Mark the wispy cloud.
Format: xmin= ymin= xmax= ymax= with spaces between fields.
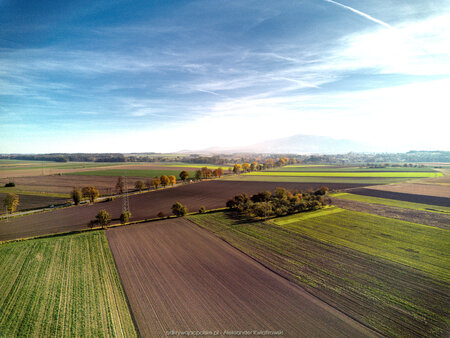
xmin=324 ymin=0 xmax=393 ymax=29
xmin=2 ymin=0 xmax=450 ymax=153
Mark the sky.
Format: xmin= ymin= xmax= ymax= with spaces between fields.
xmin=1 ymin=0 xmax=449 ymax=153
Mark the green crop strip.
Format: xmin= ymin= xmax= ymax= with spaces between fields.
xmin=189 ymin=210 xmax=449 ymax=336
xmin=271 ymin=209 xmax=449 ymax=281
xmin=0 ymin=231 xmax=137 ymax=337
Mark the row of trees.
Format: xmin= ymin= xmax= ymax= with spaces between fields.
xmin=131 ymin=168 xmax=225 ymax=193
xmin=71 ymin=186 xmax=99 ymax=204
xmin=87 ymin=201 xmax=189 ymax=228
xmin=231 ymin=158 xmax=295 ymax=174
xmin=193 ymin=167 xmax=224 ymax=180
xmin=226 ymin=187 xmax=329 ymax=219
xmin=88 ymin=210 xmax=131 ymax=228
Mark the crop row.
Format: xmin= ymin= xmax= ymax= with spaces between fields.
xmin=190 ymin=210 xmax=449 ymax=336
xmin=0 ymin=231 xmax=136 ymax=337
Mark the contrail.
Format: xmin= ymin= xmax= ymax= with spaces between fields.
xmin=196 ymin=89 xmax=222 ymax=97
xmin=324 ymin=0 xmax=393 ymax=29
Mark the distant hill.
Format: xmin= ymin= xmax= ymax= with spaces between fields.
xmin=200 ymin=134 xmax=376 ymax=154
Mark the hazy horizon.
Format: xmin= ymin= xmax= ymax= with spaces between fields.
xmin=1 ymin=0 xmax=449 ymax=153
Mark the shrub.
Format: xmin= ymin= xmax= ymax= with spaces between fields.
xmin=314 ymin=186 xmax=329 ymax=196
xmin=4 ymin=182 xmax=15 ymax=187
xmin=199 ymin=206 xmax=206 ymax=213
xmin=135 ymin=180 xmax=145 ymax=191
xmin=157 ymin=211 xmax=165 ymax=218
xmin=120 ymin=211 xmax=131 ymax=224
xmin=95 ymin=209 xmax=111 ymax=228
xmin=71 ymin=187 xmax=82 ymax=205
xmin=172 ymin=202 xmax=188 ymax=217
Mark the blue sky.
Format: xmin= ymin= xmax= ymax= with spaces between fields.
xmin=1 ymin=0 xmax=449 ymax=153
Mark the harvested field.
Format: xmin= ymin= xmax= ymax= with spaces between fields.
xmin=190 ymin=211 xmax=449 ymax=336
xmin=0 ymin=162 xmax=120 ymax=178
xmin=0 ymin=193 xmax=69 ymax=213
xmin=0 ymin=231 xmax=136 ymax=336
xmin=331 ymin=198 xmax=450 ymax=229
xmin=0 ymin=181 xmax=369 ymax=241
xmin=348 ymin=188 xmax=450 ymax=207
xmin=366 ymin=183 xmax=450 ymax=198
xmin=65 ymin=169 xmax=196 ymax=178
xmin=106 ymin=218 xmax=374 ymax=337
xmin=0 ymin=175 xmax=141 ymax=195
xmin=0 ymin=160 xmax=231 ymax=179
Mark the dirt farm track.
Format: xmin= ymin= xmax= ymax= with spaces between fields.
xmin=0 ymin=181 xmax=369 ymax=242
xmin=106 ymin=218 xmax=376 ymax=337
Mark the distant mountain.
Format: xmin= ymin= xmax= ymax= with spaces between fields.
xmin=194 ymin=134 xmax=376 ymax=154
xmin=240 ymin=134 xmax=376 ymax=154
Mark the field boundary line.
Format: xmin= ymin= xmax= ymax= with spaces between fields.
xmin=185 ymin=216 xmax=382 ymax=337
xmin=103 ymin=233 xmax=141 ymax=337
xmin=0 ymin=207 xmax=229 ymax=245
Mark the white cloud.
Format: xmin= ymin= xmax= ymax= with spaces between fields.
xmin=319 ymin=13 xmax=450 ymax=76
xmin=124 ymin=78 xmax=450 ymax=152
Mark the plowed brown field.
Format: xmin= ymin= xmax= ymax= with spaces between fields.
xmin=106 ymin=218 xmax=375 ymax=337
xmin=0 ymin=193 xmax=69 ymax=212
xmin=348 ymin=188 xmax=450 ymax=207
xmin=0 ymin=181 xmax=367 ymax=241
xmin=0 ymin=175 xmax=138 ymax=195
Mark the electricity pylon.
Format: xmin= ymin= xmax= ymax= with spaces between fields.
xmin=122 ymin=176 xmax=130 ymax=213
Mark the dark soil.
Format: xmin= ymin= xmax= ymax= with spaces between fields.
xmin=347 ymin=188 xmax=450 ymax=207
xmin=106 ymin=218 xmax=375 ymax=337
xmin=0 ymin=181 xmax=370 ymax=241
xmin=331 ymin=198 xmax=450 ymax=230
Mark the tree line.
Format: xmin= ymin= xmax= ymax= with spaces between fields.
xmin=2 ymin=151 xmax=449 ymax=165
xmin=226 ymin=187 xmax=329 ymax=219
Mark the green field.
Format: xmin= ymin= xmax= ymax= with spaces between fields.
xmin=65 ymin=169 xmax=196 ymax=178
xmin=332 ymin=193 xmax=450 ymax=214
xmin=0 ymin=160 xmax=230 ymax=172
xmin=271 ymin=166 xmax=436 ymax=172
xmin=0 ymin=187 xmax=70 ymax=198
xmin=0 ymin=231 xmax=136 ymax=337
xmin=272 ymin=208 xmax=449 ymax=280
xmin=0 ymin=162 xmax=121 ymax=171
xmin=244 ymin=171 xmax=442 ymax=178
xmin=190 ymin=210 xmax=449 ymax=336
xmin=222 ymin=174 xmax=410 ymax=184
